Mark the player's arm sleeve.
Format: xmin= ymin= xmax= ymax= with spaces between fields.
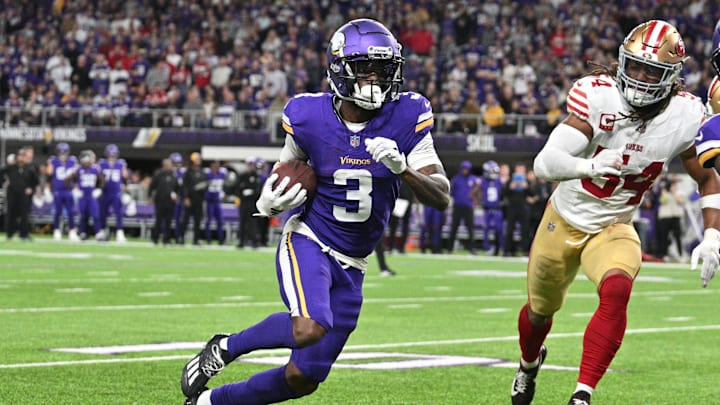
xmin=407 ymin=133 xmax=442 ymax=170
xmin=278 ymin=134 xmax=308 ymax=162
xmin=533 ymin=123 xmax=593 ymax=181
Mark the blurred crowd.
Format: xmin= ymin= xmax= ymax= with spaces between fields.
xmin=1 ymin=1 xmax=719 ymax=134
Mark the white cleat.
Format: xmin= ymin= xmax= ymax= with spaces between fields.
xmin=69 ymin=229 xmax=80 ymax=242
xmin=95 ymin=230 xmax=107 ymax=241
xmin=116 ymin=229 xmax=126 ymax=243
xmin=53 ymin=229 xmax=62 ymax=241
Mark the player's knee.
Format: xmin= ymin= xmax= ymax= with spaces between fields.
xmin=285 ymin=362 xmax=319 ymax=396
xmin=527 ymin=305 xmax=553 ymax=326
xmin=291 ymin=317 xmax=327 ymax=348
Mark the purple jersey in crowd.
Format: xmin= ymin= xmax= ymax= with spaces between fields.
xmin=451 ymin=173 xmax=479 ymax=208
xmin=49 ymin=155 xmax=78 ymax=192
xmin=284 ymin=92 xmax=432 ymax=258
xmin=99 ymin=158 xmax=127 ymax=195
xmin=481 ymin=177 xmax=503 ymax=209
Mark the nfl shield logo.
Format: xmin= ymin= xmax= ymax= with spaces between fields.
xmin=547 ymin=221 xmax=556 ymax=232
xmin=350 ymin=134 xmax=361 ymax=148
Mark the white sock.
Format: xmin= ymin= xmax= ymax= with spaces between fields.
xmin=520 ymin=356 xmax=540 ymax=370
xmin=197 ymin=389 xmax=212 ymax=405
xmin=575 ymin=383 xmax=594 ymax=395
xmin=219 ymin=337 xmax=228 ymax=351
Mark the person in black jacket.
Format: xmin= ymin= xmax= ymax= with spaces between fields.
xmin=182 ymin=152 xmax=208 ymax=245
xmin=149 ymin=159 xmax=180 ymax=245
xmin=4 ymin=148 xmax=38 ymax=240
xmin=234 ymin=158 xmax=262 ymax=248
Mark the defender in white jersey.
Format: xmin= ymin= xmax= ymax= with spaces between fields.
xmin=511 ymin=20 xmax=720 ymax=405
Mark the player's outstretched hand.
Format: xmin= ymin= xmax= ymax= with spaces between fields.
xmin=365 ymin=137 xmax=407 ymax=174
xmin=690 ymin=228 xmax=720 ymax=288
xmin=585 ymin=148 xmax=623 ymax=178
xmin=255 ymin=173 xmax=307 ymax=217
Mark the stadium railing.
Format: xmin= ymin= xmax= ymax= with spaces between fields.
xmin=0 ymin=107 xmax=552 ymax=138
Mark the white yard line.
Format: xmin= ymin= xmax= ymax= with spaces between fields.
xmin=0 ymin=289 xmax=715 ymax=314
xmin=3 ymin=324 xmax=720 ymax=369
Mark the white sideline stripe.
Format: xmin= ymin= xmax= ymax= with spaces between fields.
xmin=0 ymin=355 xmax=191 ymax=368
xmin=0 ymin=276 xmax=246 ymax=285
xmin=0 ymin=288 xmax=715 ymax=314
xmin=7 ymin=324 xmax=720 ymax=369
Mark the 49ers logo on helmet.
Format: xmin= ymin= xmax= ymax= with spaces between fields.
xmin=676 ymin=37 xmax=686 ymax=57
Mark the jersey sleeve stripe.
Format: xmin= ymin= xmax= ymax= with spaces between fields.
xmin=281 ymin=113 xmax=294 ymax=135
xmin=415 ymin=117 xmax=434 ymax=133
xmin=571 ymin=87 xmax=587 ymax=99
xmin=417 ymin=110 xmax=433 ymax=123
xmin=698 ymin=148 xmax=720 ymax=168
xmin=287 ymin=232 xmax=310 ymax=318
xmin=281 ymin=122 xmax=294 ymax=135
xmin=566 ymin=98 xmax=589 ymax=118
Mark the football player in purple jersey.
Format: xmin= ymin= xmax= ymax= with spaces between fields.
xmin=66 ymin=150 xmax=104 ymax=241
xmin=447 ymin=160 xmax=481 ymax=254
xmin=181 ymin=19 xmax=450 ymax=405
xmin=98 ymin=144 xmax=128 ymax=242
xmin=481 ymin=160 xmax=505 ymax=255
xmin=47 ymin=142 xmax=79 ymax=241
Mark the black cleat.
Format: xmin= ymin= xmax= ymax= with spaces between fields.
xmin=183 ymin=387 xmax=207 ymax=405
xmin=567 ymin=391 xmax=591 ymax=405
xmin=181 ymin=334 xmax=233 ymax=397
xmin=511 ymin=345 xmax=547 ymax=405
xmin=183 ymin=387 xmax=208 ymax=405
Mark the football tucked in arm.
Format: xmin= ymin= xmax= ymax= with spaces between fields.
xmin=271 ymin=160 xmax=317 ymax=199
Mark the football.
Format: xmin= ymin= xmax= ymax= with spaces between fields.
xmin=271 ymin=159 xmax=317 ymax=199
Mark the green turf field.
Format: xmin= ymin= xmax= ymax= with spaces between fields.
xmin=0 ymin=239 xmax=718 ymax=404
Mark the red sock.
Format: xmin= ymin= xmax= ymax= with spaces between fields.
xmin=579 ymin=274 xmax=633 ymax=388
xmin=518 ymin=303 xmax=552 ymax=364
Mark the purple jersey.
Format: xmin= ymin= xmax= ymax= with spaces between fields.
xmin=204 ymin=167 xmax=227 ymax=201
xmin=481 ymin=177 xmax=503 ymax=209
xmin=175 ymin=167 xmax=186 ymax=188
xmin=283 ymin=92 xmax=433 ymax=257
xmin=77 ymin=164 xmax=101 ymax=196
xmin=99 ymin=158 xmax=127 ymax=194
xmin=451 ymin=174 xmax=479 ymax=208
xmin=50 ymin=156 xmax=78 ymax=192
xmin=697 ymin=114 xmax=720 ymax=168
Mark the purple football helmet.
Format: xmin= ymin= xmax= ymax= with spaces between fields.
xmin=712 ymin=19 xmax=720 ymax=77
xmin=105 ymin=144 xmax=119 ymax=158
xmin=56 ymin=142 xmax=70 ymax=155
xmin=327 ymin=18 xmax=404 ymax=110
xmin=169 ymin=152 xmax=183 ymax=165
xmin=483 ymin=160 xmax=500 ymax=179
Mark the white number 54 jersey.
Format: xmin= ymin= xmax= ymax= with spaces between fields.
xmin=551 ymin=74 xmax=706 ymax=233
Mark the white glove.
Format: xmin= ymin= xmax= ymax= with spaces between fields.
xmin=691 ymin=228 xmax=720 ymax=288
xmin=254 ymin=173 xmax=307 ymax=217
xmin=577 ymin=148 xmax=623 ymax=178
xmin=365 ymin=137 xmax=407 ymax=174
xmin=92 ymin=188 xmax=102 ymax=199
